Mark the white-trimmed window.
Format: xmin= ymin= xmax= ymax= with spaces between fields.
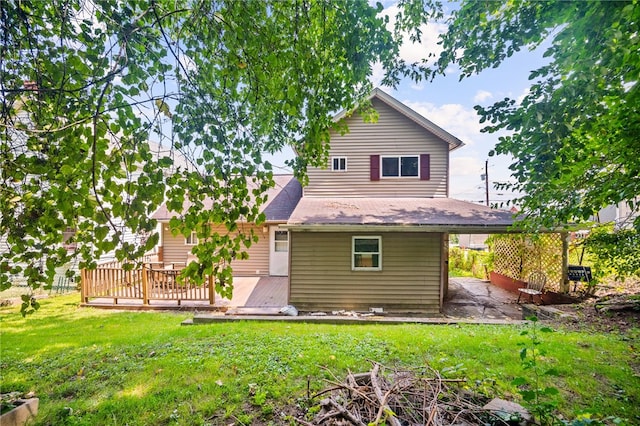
xmin=332 ymin=156 xmax=347 ymax=171
xmin=274 ymin=230 xmax=289 ymax=252
xmin=381 ymin=155 xmax=419 ymax=177
xmin=185 ymin=231 xmax=198 ymax=245
xmin=352 ymin=236 xmax=381 ymax=271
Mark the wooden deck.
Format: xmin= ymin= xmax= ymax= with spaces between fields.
xmin=83 ymin=271 xmax=288 ymax=310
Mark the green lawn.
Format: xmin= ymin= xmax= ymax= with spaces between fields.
xmin=1 ymin=294 xmax=639 ymax=425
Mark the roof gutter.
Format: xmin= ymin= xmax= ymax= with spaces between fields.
xmin=282 ymin=223 xmax=518 ymax=234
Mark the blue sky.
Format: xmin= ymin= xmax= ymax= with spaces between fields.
xmin=268 ymin=1 xmax=550 ymax=207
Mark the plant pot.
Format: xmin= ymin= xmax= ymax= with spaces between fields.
xmin=0 ymin=398 xmax=39 ymax=426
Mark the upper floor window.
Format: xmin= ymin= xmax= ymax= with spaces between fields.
xmin=370 ymin=154 xmax=430 ymax=181
xmin=381 ymin=155 xmax=419 ymax=177
xmin=185 ymin=231 xmax=198 ymax=245
xmin=332 ymin=157 xmax=347 ymax=171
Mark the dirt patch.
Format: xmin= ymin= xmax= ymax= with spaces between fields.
xmin=552 ymin=298 xmax=640 ymax=334
xmin=549 ymin=278 xmax=640 ymax=334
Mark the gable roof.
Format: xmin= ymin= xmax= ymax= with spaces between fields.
xmin=152 ymin=174 xmax=302 ymax=222
xmin=332 ymin=88 xmax=465 ymax=152
xmin=286 ymin=197 xmax=515 ymax=233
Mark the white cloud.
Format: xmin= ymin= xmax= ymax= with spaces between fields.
xmin=369 ymin=3 xmax=449 ymax=87
xmin=516 ymin=87 xmax=530 ymax=105
xmin=402 ymin=100 xmax=484 ymax=146
xmin=380 ymin=4 xmax=449 ymax=66
xmin=473 ymin=90 xmax=493 ymax=103
xmin=370 ymin=61 xmax=386 ymax=87
xmin=450 ymin=156 xmax=484 ymax=176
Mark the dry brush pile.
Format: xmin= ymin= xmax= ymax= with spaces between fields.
xmin=294 ymin=362 xmax=521 ymax=426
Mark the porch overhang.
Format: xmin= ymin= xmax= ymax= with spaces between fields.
xmin=286 ymin=197 xmax=517 ymax=233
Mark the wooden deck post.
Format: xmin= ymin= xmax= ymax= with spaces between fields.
xmin=142 ymin=264 xmax=149 ymax=305
xmin=80 ymin=269 xmax=86 ymax=303
xmin=208 ymin=275 xmax=215 ymax=305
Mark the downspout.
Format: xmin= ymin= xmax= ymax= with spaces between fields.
xmin=440 ymin=233 xmax=449 ymax=310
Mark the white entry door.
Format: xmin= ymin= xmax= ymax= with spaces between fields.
xmin=269 ymin=226 xmax=289 ymax=276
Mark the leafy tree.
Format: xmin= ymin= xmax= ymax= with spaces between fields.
xmin=1 ymin=0 xmax=408 ymax=310
xmin=584 ymin=224 xmax=640 ymax=280
xmin=428 ymin=1 xmax=640 ymax=234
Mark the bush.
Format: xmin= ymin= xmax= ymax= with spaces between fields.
xmin=449 ymin=247 xmax=493 ymax=279
xmin=584 ymin=225 xmax=640 ymax=281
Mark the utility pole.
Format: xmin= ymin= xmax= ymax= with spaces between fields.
xmin=485 ymin=159 xmax=489 ymax=207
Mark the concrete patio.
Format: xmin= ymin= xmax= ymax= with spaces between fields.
xmin=443 ymin=277 xmax=523 ymax=321
xmin=186 ymin=276 xmax=526 ymax=325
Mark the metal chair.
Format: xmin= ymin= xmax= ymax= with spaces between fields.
xmin=517 ymin=271 xmax=547 ymax=304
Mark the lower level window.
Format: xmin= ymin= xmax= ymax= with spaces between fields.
xmin=185 ymin=231 xmax=198 ymax=245
xmin=352 ymin=236 xmax=381 ymax=271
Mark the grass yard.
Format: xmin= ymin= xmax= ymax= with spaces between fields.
xmin=1 ymin=294 xmax=639 ymax=425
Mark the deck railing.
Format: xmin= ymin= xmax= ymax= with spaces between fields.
xmin=81 ymin=263 xmax=215 ymax=305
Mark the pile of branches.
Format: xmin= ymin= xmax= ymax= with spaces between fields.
xmin=295 ymin=362 xmax=514 ymax=426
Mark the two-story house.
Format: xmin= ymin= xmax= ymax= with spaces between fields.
xmin=284 ymin=88 xmax=514 ymax=314
xmin=152 ymin=88 xmax=514 ymax=314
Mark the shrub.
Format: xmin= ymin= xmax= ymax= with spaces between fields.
xmin=449 ymin=247 xmax=493 ymax=279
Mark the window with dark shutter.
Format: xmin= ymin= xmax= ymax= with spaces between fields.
xmin=380 ymin=155 xmax=419 ymax=177
xmin=420 ymin=154 xmax=430 ymax=180
xmin=370 ymin=154 xmax=380 ymax=181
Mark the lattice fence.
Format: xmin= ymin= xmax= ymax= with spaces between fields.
xmin=490 ymin=234 xmax=564 ymax=291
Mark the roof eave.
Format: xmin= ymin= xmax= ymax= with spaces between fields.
xmin=283 ymin=223 xmax=516 ymax=233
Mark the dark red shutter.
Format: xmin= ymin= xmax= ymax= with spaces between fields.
xmin=420 ymin=154 xmax=430 ymax=180
xmin=370 ymin=155 xmax=380 ymax=181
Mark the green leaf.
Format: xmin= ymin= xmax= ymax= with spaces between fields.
xmin=519 ymin=347 xmax=527 ymax=360
xmin=520 ymin=390 xmax=537 ymax=402
xmin=511 ymin=377 xmax=527 ymax=386
xmin=544 ymin=368 xmax=560 ymax=377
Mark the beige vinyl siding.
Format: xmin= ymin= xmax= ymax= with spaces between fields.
xmin=162 ymin=223 xmax=271 ymax=276
xmin=289 ymin=231 xmax=442 ymax=314
xmin=305 ymin=98 xmax=450 ymax=198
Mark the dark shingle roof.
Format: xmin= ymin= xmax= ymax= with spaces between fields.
xmin=152 ymin=175 xmax=302 ymax=222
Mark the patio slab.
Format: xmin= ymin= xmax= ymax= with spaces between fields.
xmin=187 ymin=277 xmax=526 ymax=325
xmin=443 ymin=277 xmax=524 ymax=321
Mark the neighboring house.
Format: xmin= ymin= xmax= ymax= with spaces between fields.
xmin=2 ymin=83 xmax=180 ymax=286
xmin=596 ymin=199 xmax=639 ymax=229
xmin=151 ymin=174 xmax=302 ymax=276
xmin=456 ymin=234 xmax=489 ymax=250
xmin=284 ymin=88 xmax=514 ymax=314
